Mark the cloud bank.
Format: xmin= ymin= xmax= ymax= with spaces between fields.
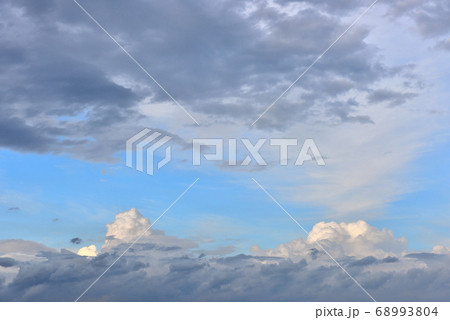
xmin=0 ymin=208 xmax=449 ymax=301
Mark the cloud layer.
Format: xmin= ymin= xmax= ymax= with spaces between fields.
xmin=0 ymin=208 xmax=449 ymax=301
xmin=251 ymin=220 xmax=408 ymax=260
xmin=0 ymin=0 xmax=424 ymax=160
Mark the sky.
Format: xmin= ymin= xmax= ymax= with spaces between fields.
xmin=0 ymin=0 xmax=450 ymax=301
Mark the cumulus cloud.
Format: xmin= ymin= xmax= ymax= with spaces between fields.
xmin=432 ymin=245 xmax=450 ymax=255
xmin=103 ymin=208 xmax=198 ymax=253
xmin=102 ymin=208 xmax=151 ymax=250
xmin=77 ymin=245 xmax=98 ymax=257
xmin=101 ymin=208 xmax=197 ymax=252
xmin=252 ymin=220 xmax=408 ymax=260
xmin=0 ymin=209 xmax=449 ymax=301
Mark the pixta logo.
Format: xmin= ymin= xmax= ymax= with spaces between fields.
xmin=126 ymin=130 xmax=325 ymax=176
xmin=126 ymin=128 xmax=172 ymax=176
xmin=192 ymin=138 xmax=325 ymax=166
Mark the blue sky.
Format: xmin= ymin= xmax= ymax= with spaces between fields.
xmin=1 ymin=133 xmax=450 ymax=252
xmin=0 ymin=147 xmax=321 ymax=252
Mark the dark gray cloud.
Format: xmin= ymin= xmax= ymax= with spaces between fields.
xmin=1 ymin=241 xmax=450 ymax=302
xmin=0 ymin=257 xmax=16 ymax=268
xmin=367 ymin=89 xmax=418 ymax=107
xmin=0 ymin=117 xmax=57 ymax=153
xmin=0 ymin=229 xmax=449 ymax=301
xmin=7 ymin=207 xmax=20 ymax=212
xmin=70 ymin=238 xmax=82 ymax=245
xmin=0 ymin=0 xmax=420 ymax=160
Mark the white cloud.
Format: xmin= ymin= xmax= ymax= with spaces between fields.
xmin=77 ymin=245 xmax=98 ymax=257
xmin=102 ymin=208 xmax=151 ymax=250
xmin=307 ymin=220 xmax=408 ymax=258
xmin=100 ymin=208 xmax=197 ymax=254
xmin=432 ymin=245 xmax=450 ymax=255
xmin=252 ymin=220 xmax=408 ymax=260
